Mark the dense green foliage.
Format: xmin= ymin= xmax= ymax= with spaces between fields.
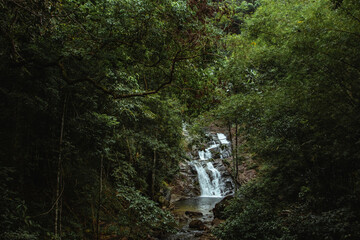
xmin=2 ymin=0 xmax=360 ymax=239
xmin=214 ymin=0 xmax=360 ymax=239
xmin=0 ymin=0 xmax=223 ymax=239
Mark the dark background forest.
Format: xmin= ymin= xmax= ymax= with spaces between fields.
xmin=1 ymin=0 xmax=359 ymax=239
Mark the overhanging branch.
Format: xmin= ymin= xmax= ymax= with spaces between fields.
xmin=58 ymin=50 xmax=182 ymax=99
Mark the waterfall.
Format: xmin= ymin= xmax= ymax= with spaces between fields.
xmin=193 ymin=162 xmax=220 ymax=196
xmin=192 ymin=133 xmax=232 ymax=197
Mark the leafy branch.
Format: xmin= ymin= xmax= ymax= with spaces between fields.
xmin=58 ymin=51 xmax=184 ymax=99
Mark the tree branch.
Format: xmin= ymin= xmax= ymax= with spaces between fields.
xmin=342 ymin=7 xmax=360 ymax=25
xmin=58 ymin=50 xmax=182 ymax=99
xmin=309 ymin=46 xmax=360 ymax=73
xmin=31 ymin=180 xmax=65 ymax=218
xmin=8 ymin=0 xmax=42 ymax=17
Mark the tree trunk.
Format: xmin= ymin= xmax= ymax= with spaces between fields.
xmin=151 ymin=149 xmax=156 ymax=200
xmin=96 ymin=155 xmax=103 ymax=240
xmin=55 ymin=95 xmax=67 ymax=239
xmin=228 ymin=122 xmax=236 ymax=186
xmin=235 ymin=122 xmax=239 ymax=192
xmin=59 ymin=192 xmax=63 ymax=238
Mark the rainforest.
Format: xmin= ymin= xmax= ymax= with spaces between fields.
xmin=1 ymin=0 xmax=359 ymax=239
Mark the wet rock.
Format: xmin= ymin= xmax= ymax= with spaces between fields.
xmin=185 ymin=211 xmax=203 ymax=218
xmin=209 ymin=147 xmax=221 ymax=157
xmin=206 ymin=169 xmax=214 ymax=181
xmin=212 ymin=161 xmax=219 ymax=168
xmin=189 ymin=219 xmax=208 ymax=230
xmin=189 ymin=164 xmax=197 ymax=175
xmin=225 ymin=180 xmax=233 ymax=189
xmin=213 ymin=195 xmax=234 ymax=220
xmin=221 ymin=171 xmax=231 ymax=177
xmin=216 ymin=164 xmax=227 ymax=172
xmin=169 ymin=160 xmax=201 ymax=203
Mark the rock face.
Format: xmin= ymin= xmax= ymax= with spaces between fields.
xmin=170 ymin=159 xmax=201 ymax=203
xmin=211 ymin=159 xmax=234 ymax=196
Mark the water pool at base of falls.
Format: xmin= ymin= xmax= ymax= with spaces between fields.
xmin=167 ymin=197 xmax=223 ymax=240
xmin=173 ymin=197 xmax=223 ymax=216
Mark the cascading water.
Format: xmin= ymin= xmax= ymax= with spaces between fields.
xmin=167 ymin=130 xmax=234 ymax=240
xmin=191 ymin=133 xmax=233 ymax=197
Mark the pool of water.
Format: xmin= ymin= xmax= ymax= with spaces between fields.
xmin=173 ymin=197 xmax=223 ymax=215
xmin=167 ymin=197 xmax=223 ymax=240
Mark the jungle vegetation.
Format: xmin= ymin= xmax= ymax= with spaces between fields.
xmin=1 ymin=0 xmax=359 ymax=239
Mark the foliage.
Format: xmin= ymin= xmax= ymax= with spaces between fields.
xmin=3 ymin=0 xmax=360 ymax=238
xmin=0 ymin=167 xmax=39 ymax=240
xmin=0 ymin=0 xmax=224 ymax=239
xmin=214 ymin=0 xmax=360 ymax=239
xmin=116 ymin=186 xmax=176 ymax=239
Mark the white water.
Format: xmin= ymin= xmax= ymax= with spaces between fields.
xmin=193 ymin=162 xmax=221 ymax=196
xmin=217 ymin=133 xmax=230 ymax=145
xmin=192 ymin=133 xmax=231 ymax=197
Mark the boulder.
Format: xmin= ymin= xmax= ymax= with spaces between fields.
xmin=195 ymin=232 xmax=203 ymax=237
xmin=185 ymin=211 xmax=203 ymax=218
xmin=189 ymin=219 xmax=208 ymax=230
xmin=213 ymin=195 xmax=233 ymax=220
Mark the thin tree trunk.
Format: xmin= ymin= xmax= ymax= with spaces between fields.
xmin=235 ymin=122 xmax=239 ymax=192
xmin=228 ymin=122 xmax=233 ymax=153
xmin=152 ymin=149 xmax=156 ymax=200
xmin=55 ymin=95 xmax=67 ymax=239
xmin=91 ymin=202 xmax=96 ymax=235
xmin=228 ymin=122 xmax=236 ymax=185
xmin=96 ymin=155 xmax=103 ymax=240
xmin=59 ymin=191 xmax=62 ymax=239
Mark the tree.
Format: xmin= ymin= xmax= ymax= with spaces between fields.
xmin=0 ymin=0 xmax=225 ymax=239
xmin=214 ymin=0 xmax=360 ymax=239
